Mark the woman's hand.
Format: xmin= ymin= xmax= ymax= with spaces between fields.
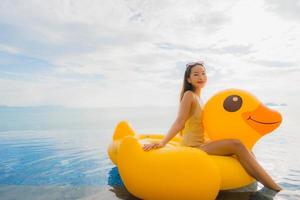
xmin=143 ymin=141 xmax=165 ymax=151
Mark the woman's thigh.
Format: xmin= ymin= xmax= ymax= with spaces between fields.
xmin=196 ymin=139 xmax=241 ymax=156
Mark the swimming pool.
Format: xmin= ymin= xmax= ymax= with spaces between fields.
xmin=0 ymin=105 xmax=299 ymax=199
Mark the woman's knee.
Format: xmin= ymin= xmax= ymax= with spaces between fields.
xmin=228 ymin=139 xmax=245 ymax=151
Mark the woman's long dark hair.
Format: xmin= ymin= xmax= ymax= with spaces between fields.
xmin=179 ymin=62 xmax=205 ymax=102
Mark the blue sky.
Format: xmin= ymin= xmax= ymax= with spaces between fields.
xmin=0 ymin=0 xmax=299 ymax=107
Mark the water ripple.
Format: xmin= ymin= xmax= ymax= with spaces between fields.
xmin=0 ymin=130 xmax=113 ymax=186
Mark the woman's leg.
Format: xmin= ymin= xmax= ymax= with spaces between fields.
xmin=198 ymin=139 xmax=282 ymax=191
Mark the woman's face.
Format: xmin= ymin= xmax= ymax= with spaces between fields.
xmin=187 ymin=65 xmax=207 ymax=89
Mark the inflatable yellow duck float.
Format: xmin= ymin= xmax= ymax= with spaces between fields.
xmin=107 ymin=89 xmax=282 ymax=200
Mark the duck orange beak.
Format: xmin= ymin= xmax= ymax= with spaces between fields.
xmin=242 ymin=104 xmax=282 ymax=136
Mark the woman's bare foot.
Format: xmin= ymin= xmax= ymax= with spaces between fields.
xmin=264 ymin=182 xmax=282 ymax=192
xmin=273 ymin=186 xmax=282 ymax=192
xmin=266 ymin=185 xmax=282 ymax=192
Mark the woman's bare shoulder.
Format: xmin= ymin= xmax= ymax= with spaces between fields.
xmin=181 ymin=91 xmax=195 ymax=106
xmin=177 ymin=91 xmax=195 ymax=122
xmin=182 ymin=91 xmax=196 ymax=101
xmin=183 ymin=90 xmax=194 ymax=98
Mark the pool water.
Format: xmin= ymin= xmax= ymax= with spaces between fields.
xmin=0 ymin=105 xmax=299 ymax=199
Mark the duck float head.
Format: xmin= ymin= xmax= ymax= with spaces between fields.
xmin=203 ymin=89 xmax=282 ymax=149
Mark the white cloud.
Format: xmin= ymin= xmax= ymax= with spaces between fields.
xmin=264 ymin=0 xmax=300 ymax=22
xmin=0 ymin=44 xmax=20 ymax=54
xmin=0 ymin=0 xmax=299 ymax=107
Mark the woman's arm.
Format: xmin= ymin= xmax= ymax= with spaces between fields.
xmin=143 ymin=91 xmax=194 ymax=151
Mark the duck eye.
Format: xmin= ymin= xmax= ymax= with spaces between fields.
xmin=223 ymin=95 xmax=243 ymax=112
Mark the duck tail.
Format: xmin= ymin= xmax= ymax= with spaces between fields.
xmin=113 ymin=121 xmax=135 ymax=141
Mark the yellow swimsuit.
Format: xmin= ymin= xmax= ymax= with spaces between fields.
xmin=180 ymin=93 xmax=211 ymax=147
